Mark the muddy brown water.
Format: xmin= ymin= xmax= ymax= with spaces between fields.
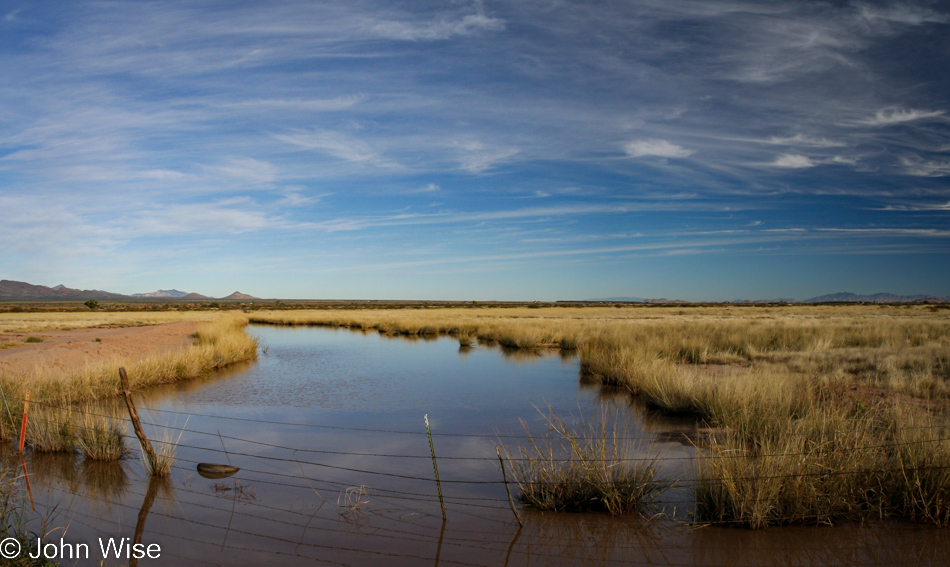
xmin=11 ymin=325 xmax=950 ymax=566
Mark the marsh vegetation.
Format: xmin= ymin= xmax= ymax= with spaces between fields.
xmin=0 ymin=313 xmax=257 ymax=473
xmin=249 ymin=304 xmax=950 ymax=527
xmin=499 ymin=407 xmax=670 ymax=515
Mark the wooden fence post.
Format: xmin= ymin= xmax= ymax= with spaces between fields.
xmin=424 ymin=414 xmax=447 ymax=521
xmin=119 ymin=368 xmax=159 ymax=474
xmin=496 ymin=446 xmax=523 ymax=526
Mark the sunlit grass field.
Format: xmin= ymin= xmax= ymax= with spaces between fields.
xmin=0 ymin=310 xmax=220 ymax=335
xmin=0 ymin=314 xmax=258 ymax=403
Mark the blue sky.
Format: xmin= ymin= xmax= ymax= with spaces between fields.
xmin=1 ymin=0 xmax=948 ymax=301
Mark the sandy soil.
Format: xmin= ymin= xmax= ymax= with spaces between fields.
xmin=0 ymin=321 xmax=202 ymax=376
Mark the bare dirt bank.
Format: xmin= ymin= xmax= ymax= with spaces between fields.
xmin=0 ymin=321 xmax=203 ymax=377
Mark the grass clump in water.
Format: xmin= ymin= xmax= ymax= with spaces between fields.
xmin=75 ymin=413 xmax=127 ymax=461
xmin=500 ymin=408 xmax=669 ymax=515
xmin=25 ymin=406 xmax=75 ymax=453
xmin=140 ymin=417 xmax=187 ymax=477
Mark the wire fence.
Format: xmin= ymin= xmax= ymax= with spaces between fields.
xmin=5 ymin=392 xmax=950 ymax=566
xmin=10 ymin=396 xmax=950 ymax=486
xmin=32 ymin=466 xmax=938 ymax=567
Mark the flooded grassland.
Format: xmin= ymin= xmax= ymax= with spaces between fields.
xmin=2 ymin=304 xmax=950 ymax=565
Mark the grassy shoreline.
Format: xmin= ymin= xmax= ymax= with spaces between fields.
xmin=0 ymin=315 xmax=258 ymax=404
xmin=0 ymin=315 xmax=258 ymax=454
xmin=249 ymin=306 xmax=950 ymax=527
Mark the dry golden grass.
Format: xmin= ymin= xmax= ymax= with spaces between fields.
xmin=0 ymin=315 xmax=258 ymax=406
xmin=0 ymin=310 xmax=218 ymax=334
xmin=499 ymin=408 xmax=670 ymax=514
xmin=75 ymin=413 xmax=127 ymax=461
xmin=0 ymin=315 xmax=257 ymax=466
xmin=141 ymin=420 xmax=185 ymax=477
xmin=694 ymin=402 xmax=950 ymax=528
xmin=24 ymin=405 xmax=75 ymax=453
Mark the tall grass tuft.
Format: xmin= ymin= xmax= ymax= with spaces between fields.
xmin=75 ymin=413 xmax=127 ymax=461
xmin=25 ymin=406 xmax=75 ymax=453
xmin=140 ymin=417 xmax=187 ymax=477
xmin=500 ymin=408 xmax=669 ymax=515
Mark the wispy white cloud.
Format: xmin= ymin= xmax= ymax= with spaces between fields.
xmin=860 ymin=108 xmax=946 ymax=126
xmin=216 ymin=96 xmax=362 ymax=111
xmin=370 ymin=9 xmax=504 ymax=41
xmin=624 ymin=139 xmax=693 ymax=159
xmin=131 ymin=199 xmax=275 ymax=236
xmin=453 ymin=140 xmax=519 ymax=172
xmin=876 ymin=201 xmax=950 ymax=212
xmin=141 ymin=169 xmax=187 ymax=180
xmin=322 ymin=240 xmax=727 ymax=273
xmin=900 ymin=157 xmax=950 ymax=177
xmin=857 ymin=4 xmax=950 ymax=28
xmin=319 ymin=228 xmax=851 ymax=273
xmin=764 ymin=134 xmax=845 ymax=148
xmin=770 ymin=154 xmax=814 ymax=168
xmin=817 ymin=228 xmax=950 ymax=237
xmin=829 ymin=155 xmax=859 ymax=165
xmin=293 ymin=201 xmax=749 ymax=233
xmin=275 ymin=130 xmax=388 ymax=165
xmin=276 ymin=191 xmax=324 ymax=207
xmin=0 ymin=195 xmax=116 ymax=255
xmin=209 ymin=158 xmax=278 ymax=184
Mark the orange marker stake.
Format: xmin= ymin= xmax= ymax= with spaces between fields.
xmin=18 ymin=391 xmax=30 ymax=453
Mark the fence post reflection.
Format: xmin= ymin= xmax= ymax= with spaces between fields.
xmin=129 ymin=476 xmax=161 ymax=567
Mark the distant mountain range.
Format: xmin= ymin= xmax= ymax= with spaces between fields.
xmin=590 ymin=292 xmax=950 ymax=304
xmin=0 ymin=280 xmax=259 ymax=300
xmin=1 ymin=279 xmax=946 ymax=303
xmin=797 ymin=292 xmax=950 ymax=304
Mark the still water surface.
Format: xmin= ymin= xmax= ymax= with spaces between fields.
xmin=17 ymin=325 xmax=950 ymax=565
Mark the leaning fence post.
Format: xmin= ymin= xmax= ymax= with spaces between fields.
xmin=424 ymin=414 xmax=447 ymax=520
xmin=496 ymin=446 xmax=523 ymax=526
xmin=119 ymin=367 xmax=159 ymax=474
xmin=18 ymin=391 xmax=30 ymax=453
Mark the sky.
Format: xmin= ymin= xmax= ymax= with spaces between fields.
xmin=1 ymin=0 xmax=948 ymax=301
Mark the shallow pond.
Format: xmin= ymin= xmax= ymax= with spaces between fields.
xmin=12 ymin=325 xmax=950 ymax=566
